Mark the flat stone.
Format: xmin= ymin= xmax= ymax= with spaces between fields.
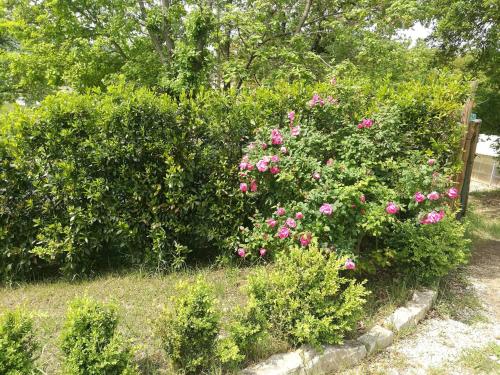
xmin=358 ymin=325 xmax=394 ymax=354
xmin=385 ymin=289 xmax=437 ymax=332
xmin=240 ymin=351 xmax=303 ymax=375
xmin=300 ymin=340 xmax=367 ymax=374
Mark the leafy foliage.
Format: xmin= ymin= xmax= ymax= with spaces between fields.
xmin=0 ymin=309 xmax=38 ymax=375
xmin=247 ymin=245 xmax=368 ymax=347
xmin=60 ymin=297 xmax=137 ymax=375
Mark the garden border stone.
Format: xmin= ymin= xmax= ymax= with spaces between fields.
xmin=240 ymin=289 xmax=437 ymax=375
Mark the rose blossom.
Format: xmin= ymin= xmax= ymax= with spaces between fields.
xmin=250 ymin=179 xmax=257 ymax=192
xmin=319 ymin=203 xmax=333 ymax=215
xmin=345 ymin=259 xmax=355 ymax=270
xmin=266 ymin=218 xmax=277 ymax=228
xmin=414 ymin=192 xmax=426 ymax=203
xmin=246 ymin=163 xmax=254 ymax=171
xmin=270 ymin=166 xmax=280 ymax=175
xmin=285 ymin=218 xmax=296 ymax=228
xmin=278 ymin=226 xmax=290 ymax=239
xmin=291 ymin=126 xmax=300 ymax=137
xmin=256 ymin=159 xmax=268 ymax=172
xmin=288 ymin=111 xmax=295 ymax=122
xmin=428 ymin=158 xmax=436 ymax=166
xmin=271 ymin=129 xmax=283 ymax=145
xmin=240 ymin=183 xmax=248 ymax=193
xmin=427 ymin=191 xmax=440 ymax=201
xmin=237 ymin=248 xmax=246 ymax=257
xmin=271 ymin=155 xmax=279 ymax=163
xmin=259 ymin=248 xmax=267 ymax=257
xmin=385 ymin=202 xmax=399 ymax=214
xmin=261 ymin=143 xmax=268 ymax=150
xmin=295 ymin=212 xmax=304 ymax=220
xmin=312 ymin=172 xmax=321 ymax=180
xmin=362 ymin=118 xmax=374 ymax=128
xmin=276 ymin=207 xmax=286 ymax=216
xmin=299 ymin=233 xmax=312 ymax=247
xmin=447 ymin=187 xmax=459 ymax=199
xmin=280 ymin=146 xmax=287 ymax=154
xmin=326 ymin=158 xmax=334 ymax=166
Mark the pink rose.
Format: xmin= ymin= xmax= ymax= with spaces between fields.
xmin=288 ymin=111 xmax=295 ymax=123
xmin=386 ymin=202 xmax=399 ymax=214
xmin=278 ymin=226 xmax=290 ymax=239
xmin=240 ymin=183 xmax=248 ymax=193
xmin=414 ymin=192 xmax=426 ymax=203
xmin=256 ymin=159 xmax=268 ymax=172
xmin=271 ymin=155 xmax=279 ymax=163
xmin=248 ymin=143 xmax=255 ymax=150
xmin=428 ymin=158 xmax=436 ymax=166
xmin=291 ymin=126 xmax=300 ymax=137
xmin=357 ymin=123 xmax=364 ymax=129
xmin=250 ymin=179 xmax=257 ymax=192
xmin=438 ymin=210 xmax=445 ymax=220
xmin=247 ymin=163 xmax=254 ymax=171
xmin=309 ymin=93 xmax=321 ymax=107
xmin=271 ymin=129 xmax=283 ymax=145
xmin=360 ymin=194 xmax=366 ymax=204
xmin=319 ymin=203 xmax=333 ymax=215
xmin=259 ymin=248 xmax=267 ymax=257
xmin=285 ymin=218 xmax=296 ymax=228
xmin=270 ymin=166 xmax=280 ymax=175
xmin=280 ymin=146 xmax=287 ymax=154
xmin=299 ymin=233 xmax=311 ymax=247
xmin=312 ymin=172 xmax=321 ymax=180
xmin=276 ymin=207 xmax=286 ymax=216
xmin=295 ymin=212 xmax=304 ymax=220
xmin=362 ymin=118 xmax=373 ymax=128
xmin=326 ymin=158 xmax=334 ymax=166
xmin=266 ymin=218 xmax=277 ymax=228
xmin=427 ymin=191 xmax=440 ymax=201
xmin=447 ymin=187 xmax=458 ymax=199
xmin=345 ymin=259 xmax=355 ymax=270
xmin=237 ymin=248 xmax=245 ymax=257
xmin=261 ymin=143 xmax=268 ymax=150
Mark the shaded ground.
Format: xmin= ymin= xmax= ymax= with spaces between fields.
xmin=340 ymin=190 xmax=500 ymax=375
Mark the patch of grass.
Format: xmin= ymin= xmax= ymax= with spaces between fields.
xmin=0 ymin=266 xmax=258 ymax=374
xmin=468 ymin=189 xmax=500 ymax=240
xmin=434 ymin=267 xmax=487 ymax=325
xmin=459 ymin=342 xmax=500 ymax=374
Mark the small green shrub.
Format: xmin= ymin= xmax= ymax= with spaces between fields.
xmin=0 ymin=309 xmax=38 ymax=375
xmin=60 ymin=297 xmax=137 ymax=375
xmin=390 ymin=216 xmax=471 ymax=283
xmin=157 ymin=277 xmax=220 ymax=374
xmin=247 ymin=245 xmax=368 ymax=347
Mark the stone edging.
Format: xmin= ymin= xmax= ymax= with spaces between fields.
xmin=240 ymin=289 xmax=437 ymax=375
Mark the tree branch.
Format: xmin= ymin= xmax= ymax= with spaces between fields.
xmin=295 ymin=0 xmax=313 ymax=35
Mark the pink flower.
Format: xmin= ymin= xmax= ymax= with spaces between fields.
xmin=295 ymin=212 xmax=304 ymax=220
xmin=326 ymin=158 xmax=334 ymax=166
xmin=345 ymin=259 xmax=355 ymax=270
xmin=261 ymin=143 xmax=268 ymax=150
xmin=271 ymin=155 xmax=279 ymax=163
xmin=428 ymin=158 xmax=436 ymax=166
xmin=447 ymin=187 xmax=459 ymax=199
xmin=280 ymin=146 xmax=287 ymax=154
xmin=256 ymin=159 xmax=268 ymax=172
xmin=288 ymin=111 xmax=295 ymax=123
xmin=309 ymin=93 xmax=322 ymax=107
xmin=271 ymin=129 xmax=283 ymax=145
xmin=247 ymin=163 xmax=254 ymax=171
xmin=237 ymin=248 xmax=246 ymax=257
xmin=266 ymin=218 xmax=277 ymax=228
xmin=248 ymin=143 xmax=255 ymax=150
xmin=357 ymin=123 xmax=364 ymax=129
xmin=312 ymin=172 xmax=321 ymax=180
xmin=276 ymin=207 xmax=286 ymax=216
xmin=285 ymin=218 xmax=296 ymax=228
xmin=385 ymin=202 xmax=399 ymax=214
xmin=362 ymin=118 xmax=373 ymax=128
xmin=360 ymin=194 xmax=366 ymax=204
xmin=414 ymin=192 xmax=426 ymax=203
xmin=240 ymin=183 xmax=248 ymax=193
xmin=262 ymin=155 xmax=271 ymax=163
xmin=278 ymin=226 xmax=290 ymax=239
xmin=259 ymin=248 xmax=267 ymax=257
xmin=299 ymin=233 xmax=311 ymax=247
xmin=270 ymin=166 xmax=280 ymax=175
xmin=250 ymin=179 xmax=257 ymax=192
xmin=319 ymin=203 xmax=333 ymax=215
xmin=239 ymin=162 xmax=248 ymax=170
xmin=438 ymin=210 xmax=445 ymax=220
xmin=427 ymin=191 xmax=440 ymax=201
xmin=291 ymin=126 xmax=300 ymax=137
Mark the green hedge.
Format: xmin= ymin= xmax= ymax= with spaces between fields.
xmin=0 ymin=71 xmax=469 ymax=280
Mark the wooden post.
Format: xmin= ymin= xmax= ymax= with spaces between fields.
xmin=458 ymin=119 xmax=482 ymax=219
